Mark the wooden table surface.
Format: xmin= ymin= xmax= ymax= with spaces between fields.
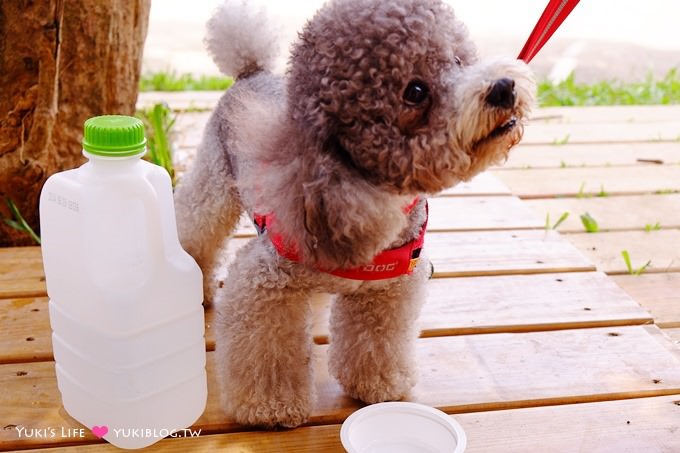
xmin=2 ymin=103 xmax=680 ymax=452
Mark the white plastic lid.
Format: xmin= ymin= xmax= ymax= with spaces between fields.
xmin=340 ymin=402 xmax=467 ymax=453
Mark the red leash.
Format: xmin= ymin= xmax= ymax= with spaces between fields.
xmin=518 ymin=0 xmax=580 ymax=63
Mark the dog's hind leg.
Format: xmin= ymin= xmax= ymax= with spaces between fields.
xmin=214 ymin=237 xmax=315 ymax=428
xmin=174 ymin=114 xmax=242 ymax=303
xmin=328 ymin=261 xmax=429 ymax=403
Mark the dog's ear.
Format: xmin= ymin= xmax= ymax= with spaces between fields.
xmin=298 ymin=152 xmax=362 ymax=270
xmin=292 ymin=138 xmax=407 ymax=271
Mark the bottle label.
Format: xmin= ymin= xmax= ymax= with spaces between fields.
xmin=47 ymin=192 xmax=80 ymax=213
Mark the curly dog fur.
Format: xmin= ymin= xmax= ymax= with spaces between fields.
xmin=174 ymin=0 xmax=535 ymax=428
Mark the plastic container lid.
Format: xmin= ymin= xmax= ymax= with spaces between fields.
xmin=340 ymin=402 xmax=466 ymax=453
xmin=82 ymin=115 xmax=147 ymax=157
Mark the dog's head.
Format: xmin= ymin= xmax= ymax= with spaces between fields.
xmin=288 ymin=0 xmax=535 ymax=194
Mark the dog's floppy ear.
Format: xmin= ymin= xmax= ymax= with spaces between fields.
xmin=298 ymin=150 xmax=362 ymax=270
xmin=291 ymin=136 xmax=407 ymax=271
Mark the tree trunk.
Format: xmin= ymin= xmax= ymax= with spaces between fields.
xmin=0 ymin=0 xmax=151 ymax=246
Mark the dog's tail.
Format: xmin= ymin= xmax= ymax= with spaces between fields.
xmin=204 ymin=0 xmax=281 ymax=79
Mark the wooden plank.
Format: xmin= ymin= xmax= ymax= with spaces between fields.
xmin=311 ymin=272 xmax=652 ymax=342
xmin=533 ymin=105 xmax=680 ymax=125
xmin=501 ymin=142 xmax=680 ymax=170
xmin=567 ymin=230 xmax=680 ymax=275
xmin=456 ymin=395 xmax=680 ymax=453
xmin=0 ymin=277 xmax=46 ymax=299
xmin=440 ymin=172 xmax=510 ymax=196
xmin=492 ymin=166 xmax=680 ymax=198
xmin=0 ymin=247 xmax=44 ymax=283
xmin=425 ymin=229 xmax=594 ymax=277
xmin=0 ymin=297 xmax=52 ymax=364
xmin=9 ymin=271 xmax=646 ymax=363
xmin=521 ymin=120 xmax=680 ymax=145
xmin=524 ymin=194 xmax=680 ymax=233
xmin=22 ymin=395 xmax=680 ymax=453
xmin=611 ymin=273 xmax=680 ymax=328
xmin=426 ymin=196 xmax=542 ymax=231
xmin=3 ymin=325 xmax=680 ymax=450
xmin=663 ymin=328 xmax=680 ymax=346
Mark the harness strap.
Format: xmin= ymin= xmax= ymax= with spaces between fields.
xmin=253 ymin=198 xmax=427 ymax=281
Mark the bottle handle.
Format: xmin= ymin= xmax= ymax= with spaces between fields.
xmin=130 ymin=177 xmax=166 ymax=262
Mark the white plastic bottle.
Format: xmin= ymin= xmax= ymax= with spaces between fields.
xmin=39 ymin=116 xmax=206 ymax=449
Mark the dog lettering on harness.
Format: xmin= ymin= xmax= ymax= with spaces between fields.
xmin=362 ymin=263 xmax=397 ymax=272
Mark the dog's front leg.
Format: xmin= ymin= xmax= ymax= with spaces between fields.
xmin=214 ymin=237 xmax=314 ymax=428
xmin=328 ymin=261 xmax=429 ymax=403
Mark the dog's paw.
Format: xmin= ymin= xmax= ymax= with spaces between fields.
xmin=340 ymin=369 xmax=416 ymax=404
xmin=229 ymin=398 xmax=312 ymax=428
xmin=201 ymin=278 xmax=223 ymax=307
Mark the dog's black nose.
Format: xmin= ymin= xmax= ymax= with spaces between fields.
xmin=486 ymin=78 xmax=516 ymax=109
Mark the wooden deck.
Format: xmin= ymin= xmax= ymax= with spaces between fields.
xmin=2 ymin=102 xmax=680 ymax=451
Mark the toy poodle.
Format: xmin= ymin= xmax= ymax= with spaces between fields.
xmin=174 ymin=0 xmax=535 ymax=428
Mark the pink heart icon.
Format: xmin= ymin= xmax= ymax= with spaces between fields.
xmin=91 ymin=425 xmax=108 ymax=438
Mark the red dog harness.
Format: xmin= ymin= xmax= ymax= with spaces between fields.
xmin=253 ymin=199 xmax=427 ymax=281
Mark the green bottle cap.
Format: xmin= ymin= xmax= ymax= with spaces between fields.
xmin=82 ymin=115 xmax=147 ymax=157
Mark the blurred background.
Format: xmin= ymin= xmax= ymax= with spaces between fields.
xmin=143 ymin=0 xmax=680 ymax=84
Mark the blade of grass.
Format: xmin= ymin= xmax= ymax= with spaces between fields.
xmin=136 ymin=103 xmax=176 ymax=186
xmin=4 ymin=198 xmax=41 ymax=244
xmin=621 ymin=250 xmax=634 ymax=274
xmin=552 ymin=212 xmax=570 ymax=230
xmin=576 ymin=182 xmax=588 ymax=199
xmin=635 ymin=260 xmax=652 ymax=276
xmin=580 ymin=212 xmax=599 ymax=233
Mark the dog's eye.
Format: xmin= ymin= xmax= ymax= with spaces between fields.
xmin=403 ymin=81 xmax=429 ymax=106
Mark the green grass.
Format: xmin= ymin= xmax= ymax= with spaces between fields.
xmin=545 ymin=211 xmax=570 ymax=231
xmin=3 ymin=198 xmax=41 ymax=245
xmin=596 ymin=185 xmax=609 ymax=198
xmin=139 ymin=71 xmax=234 ymax=92
xmin=552 ymin=134 xmax=570 ymax=145
xmin=538 ymin=69 xmax=680 ymax=106
xmin=135 ymin=103 xmax=177 ymax=186
xmin=621 ymin=250 xmax=652 ymax=276
xmin=579 ymin=212 xmax=600 ymax=233
xmin=139 ymin=69 xmax=680 ymax=106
